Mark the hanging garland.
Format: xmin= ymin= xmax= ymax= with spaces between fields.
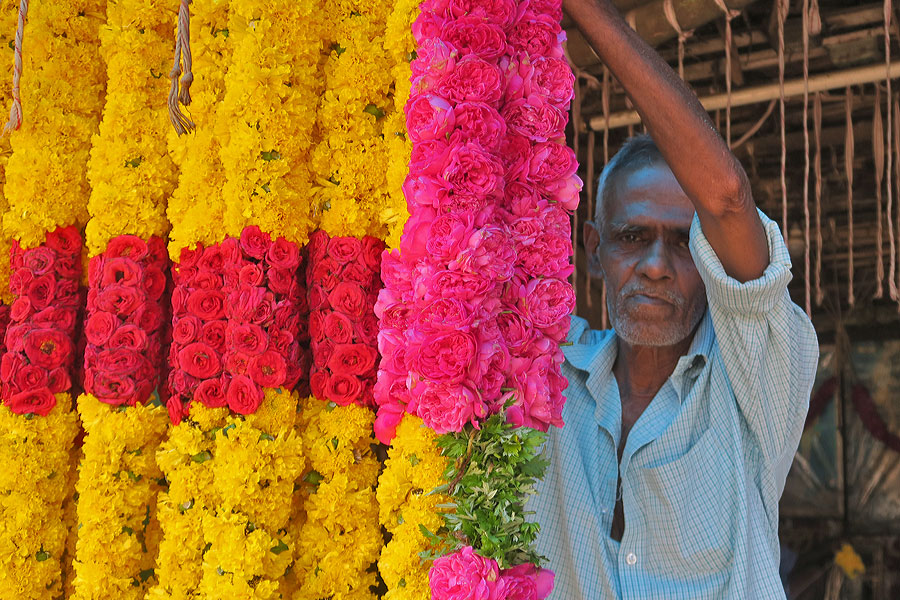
xmin=0 ymin=0 xmax=18 ymax=307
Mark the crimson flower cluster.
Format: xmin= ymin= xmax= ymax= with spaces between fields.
xmin=307 ymin=231 xmax=384 ymax=408
xmin=83 ymin=235 xmax=169 ymax=407
xmin=1 ymin=227 xmax=83 ymax=416
xmin=374 ymin=0 xmax=579 ymax=443
xmin=167 ymin=226 xmax=310 ymax=422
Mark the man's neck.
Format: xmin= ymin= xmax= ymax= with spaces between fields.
xmin=612 ymin=334 xmax=694 ymax=401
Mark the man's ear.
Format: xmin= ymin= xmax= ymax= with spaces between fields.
xmin=584 ymin=220 xmax=604 ymax=278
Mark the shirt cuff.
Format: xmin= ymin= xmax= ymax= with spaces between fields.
xmin=688 ymin=208 xmax=793 ymax=315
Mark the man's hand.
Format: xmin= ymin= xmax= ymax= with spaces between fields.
xmin=565 ymin=0 xmax=769 ymax=282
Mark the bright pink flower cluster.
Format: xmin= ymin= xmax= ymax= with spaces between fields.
xmin=1 ymin=227 xmax=83 ymax=416
xmin=307 ymin=231 xmax=384 ymax=408
xmin=429 ymin=546 xmax=554 ymax=600
xmin=374 ymin=0 xmax=578 ymax=443
xmin=83 ymin=235 xmax=169 ymax=407
xmin=166 ymin=226 xmax=310 ymax=423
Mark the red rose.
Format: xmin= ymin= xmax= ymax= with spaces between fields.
xmin=24 ymin=329 xmax=72 ymax=369
xmin=310 ymin=369 xmax=329 ymax=399
xmin=192 ymin=271 xmax=224 ymax=291
xmin=169 ymin=368 xmax=198 ymax=396
xmin=172 ymin=315 xmax=202 ymax=345
xmin=101 ymin=257 xmax=142 ymax=288
xmin=106 ymin=235 xmax=149 ymax=261
xmin=248 ymin=350 xmax=287 ymax=388
xmin=268 ymin=328 xmax=295 ymax=355
xmin=226 ymin=375 xmax=263 ymax=414
xmin=166 ymin=396 xmax=185 ymax=425
xmin=10 ymin=297 xmax=33 ymax=322
xmin=267 ymin=267 xmax=296 ymax=296
xmin=32 ymin=308 xmax=77 ymax=333
xmin=109 ymin=324 xmax=149 ymax=352
xmin=128 ymin=302 xmax=164 ymax=332
xmin=171 ymin=286 xmax=188 ymax=316
xmin=201 ymin=320 xmax=227 ymax=352
xmin=147 ymin=236 xmax=168 ymax=267
xmin=327 ymin=236 xmax=363 ymax=264
xmin=85 ymin=311 xmax=119 ymax=346
xmin=14 ymin=364 xmax=47 ymax=392
xmin=266 ymin=238 xmax=301 ymax=270
xmin=187 ymin=289 xmax=226 ymax=321
xmin=53 ymin=279 xmax=81 ymax=308
xmin=219 ymin=237 xmax=242 ymax=265
xmin=4 ymin=324 xmax=26 ymax=353
xmin=91 ymin=372 xmax=137 ymax=406
xmin=45 ymin=226 xmax=82 ymax=258
xmin=198 ymin=245 xmax=227 ymax=273
xmin=309 ymin=310 xmax=326 ymax=343
xmin=355 ymin=314 xmax=379 ymax=346
xmin=313 ymin=339 xmax=334 ymax=369
xmin=178 ymin=343 xmax=221 ymax=379
xmin=361 ymin=237 xmax=384 ymax=272
xmin=310 ymin=256 xmax=342 ymax=292
xmin=142 ymin=266 xmax=167 ymax=301
xmin=177 ymin=244 xmax=203 ymax=269
xmin=239 ymin=225 xmax=271 ymax=259
xmin=227 ymin=323 xmax=268 ymax=356
xmin=23 ymin=246 xmax=56 ymax=276
xmin=308 ymin=285 xmax=329 ymax=312
xmin=307 ymin=230 xmax=329 ymax=265
xmin=322 ymin=311 xmax=354 ymax=344
xmin=239 ymin=263 xmax=265 ymax=286
xmin=250 ymin=294 xmax=275 ymax=325
xmin=325 ymin=373 xmax=363 ymax=406
xmin=341 ymin=262 xmax=375 ymax=287
xmin=26 ymin=274 xmax=57 ymax=311
xmin=54 ymin=255 xmax=81 ymax=280
xmin=7 ymin=387 xmax=56 ymax=416
xmin=9 ymin=268 xmax=34 ymax=296
xmin=327 ymin=343 xmax=377 ymax=377
xmin=47 ymin=367 xmax=71 ymax=394
xmin=97 ymin=284 xmax=143 ymax=316
xmin=328 ymin=282 xmax=367 ymax=318
xmin=195 ymin=377 xmax=228 ymax=408
xmin=272 ymin=302 xmax=300 ymax=333
xmin=224 ymin=350 xmax=252 ymax=376
xmin=1 ymin=353 xmax=24 ymax=382
xmin=95 ymin=348 xmax=145 ymax=375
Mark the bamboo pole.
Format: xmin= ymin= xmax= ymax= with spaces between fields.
xmin=587 ymin=62 xmax=900 ymax=131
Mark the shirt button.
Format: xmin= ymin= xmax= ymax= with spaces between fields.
xmin=626 ymin=552 xmax=637 ymax=566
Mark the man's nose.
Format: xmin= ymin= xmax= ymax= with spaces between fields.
xmin=635 ymin=238 xmax=674 ymax=280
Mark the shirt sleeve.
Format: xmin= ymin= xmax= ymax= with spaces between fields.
xmin=689 ymin=208 xmax=819 ymax=485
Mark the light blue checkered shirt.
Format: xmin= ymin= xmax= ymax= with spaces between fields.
xmin=529 ymin=210 xmax=819 ymax=599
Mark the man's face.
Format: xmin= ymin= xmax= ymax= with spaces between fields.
xmin=587 ymin=163 xmax=707 ymax=347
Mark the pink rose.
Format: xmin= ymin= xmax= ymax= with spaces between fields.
xmin=528 ymin=141 xmax=577 ymax=184
xmin=507 ymin=354 xmax=565 ymax=430
xmin=373 ymin=404 xmax=405 ymax=445
xmin=450 ymin=102 xmax=507 ymax=152
xmin=424 ymin=267 xmax=496 ymax=303
xmin=530 ymin=56 xmax=574 ymax=107
xmin=508 ymin=15 xmax=565 ymax=59
xmin=403 ymin=174 xmax=451 ymax=211
xmin=441 ymin=16 xmax=507 ymax=60
xmin=226 ymin=374 xmax=263 ymax=414
xmin=409 ymin=381 xmax=485 ymax=434
xmin=425 ymin=212 xmax=474 ymax=262
xmin=239 ymin=225 xmax=272 ymax=259
xmin=413 ymin=331 xmax=476 ymax=383
xmin=524 ymin=0 xmax=562 ymax=20
xmin=441 ymin=141 xmax=504 ymax=201
xmin=446 ymin=0 xmax=519 ymax=29
xmin=429 ymin=546 xmax=506 ymax=600
xmin=406 ymin=94 xmax=456 ymax=144
xmin=519 ymin=278 xmax=575 ymax=330
xmin=502 ymin=96 xmax=567 ymax=142
xmin=101 ymin=257 xmax=142 ymax=288
xmin=437 ymin=56 xmax=504 ymax=106
xmin=106 ymin=235 xmax=149 ymax=261
xmin=409 ymin=139 xmax=451 ymax=177
xmin=416 ymin=298 xmax=473 ymax=331
xmin=266 ymin=237 xmax=301 ymax=270
xmin=501 ymin=564 xmax=555 ymax=600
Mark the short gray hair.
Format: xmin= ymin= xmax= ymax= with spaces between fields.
xmin=594 ymin=134 xmax=666 ymax=230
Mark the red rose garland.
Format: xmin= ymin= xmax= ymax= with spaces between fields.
xmin=83 ymin=235 xmax=169 ymax=406
xmin=306 ymin=231 xmax=383 ymax=408
xmin=1 ymin=226 xmax=83 ymax=416
xmin=167 ymin=226 xmax=310 ymax=420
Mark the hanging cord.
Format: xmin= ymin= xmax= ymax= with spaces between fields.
xmin=874 ymin=84 xmax=885 ymax=299
xmin=585 ymin=130 xmax=595 ymax=309
xmin=2 ymin=0 xmax=28 ymax=137
xmin=601 ymin=67 xmax=611 ymax=329
xmin=802 ymin=0 xmax=812 ymax=316
xmin=893 ymin=97 xmax=900 ymax=306
xmin=844 ymin=87 xmax=855 ymax=307
xmin=168 ymin=0 xmax=195 ymax=135
xmin=712 ymin=0 xmax=741 ymax=147
xmin=814 ymin=92 xmax=824 ymax=305
xmin=808 ymin=0 xmax=822 ymax=36
xmin=777 ymin=0 xmax=789 ymax=241
xmin=662 ymin=0 xmax=694 ymax=80
xmin=885 ymin=0 xmax=897 ymax=300
xmin=731 ymin=99 xmax=775 ymax=150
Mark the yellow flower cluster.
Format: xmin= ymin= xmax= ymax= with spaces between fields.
xmin=1 ymin=1 xmax=105 ymax=250
xmin=0 ymin=399 xmax=80 ymax=600
xmin=166 ymin=0 xmax=232 ymax=260
xmin=311 ymin=0 xmax=399 ymax=242
xmin=382 ymin=0 xmax=418 ymax=250
xmin=291 ymin=398 xmax=381 ymax=600
xmin=218 ymin=0 xmax=324 ymax=247
xmin=72 ymin=395 xmax=169 ymax=600
xmin=0 ymin=0 xmax=20 ymax=304
xmin=62 ymin=447 xmax=83 ymax=599
xmin=151 ymin=389 xmax=304 ymax=600
xmin=377 ymin=415 xmax=449 ymax=600
xmin=84 ymin=0 xmax=178 ymax=256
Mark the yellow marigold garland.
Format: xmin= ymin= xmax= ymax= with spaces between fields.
xmin=293 ymin=397 xmax=381 ymax=600
xmin=166 ymin=0 xmax=232 ymax=260
xmin=311 ymin=0 xmax=397 ymax=241
xmin=377 ymin=415 xmax=448 ymax=600
xmin=73 ymin=395 xmax=169 ymax=599
xmin=218 ymin=0 xmax=324 ymax=246
xmin=84 ymin=0 xmax=178 ymax=256
xmin=0 ymin=400 xmax=80 ymax=599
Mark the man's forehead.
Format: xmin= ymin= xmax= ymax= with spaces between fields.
xmin=606 ymin=166 xmax=695 ymax=232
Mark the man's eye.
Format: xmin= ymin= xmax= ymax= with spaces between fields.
xmin=620 ymin=234 xmax=641 ymax=243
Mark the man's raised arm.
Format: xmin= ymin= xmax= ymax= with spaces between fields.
xmin=565 ymin=0 xmax=769 ymax=282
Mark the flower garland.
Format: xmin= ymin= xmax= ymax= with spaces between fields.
xmin=375 ymin=0 xmax=578 ymax=596
xmin=311 ymin=0 xmax=399 ymax=241
xmin=0 ymin=0 xmax=20 ymax=306
xmin=307 ymin=230 xmax=383 ymax=408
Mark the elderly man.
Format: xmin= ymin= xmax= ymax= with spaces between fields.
xmin=528 ymin=0 xmax=819 ymax=598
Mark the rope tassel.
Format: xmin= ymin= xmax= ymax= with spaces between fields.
xmin=168 ymin=0 xmax=195 ymax=135
xmin=2 ymin=0 xmax=29 ymax=137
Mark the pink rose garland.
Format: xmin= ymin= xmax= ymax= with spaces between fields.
xmin=1 ymin=227 xmax=84 ymax=416
xmin=306 ymin=231 xmax=383 ymax=408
